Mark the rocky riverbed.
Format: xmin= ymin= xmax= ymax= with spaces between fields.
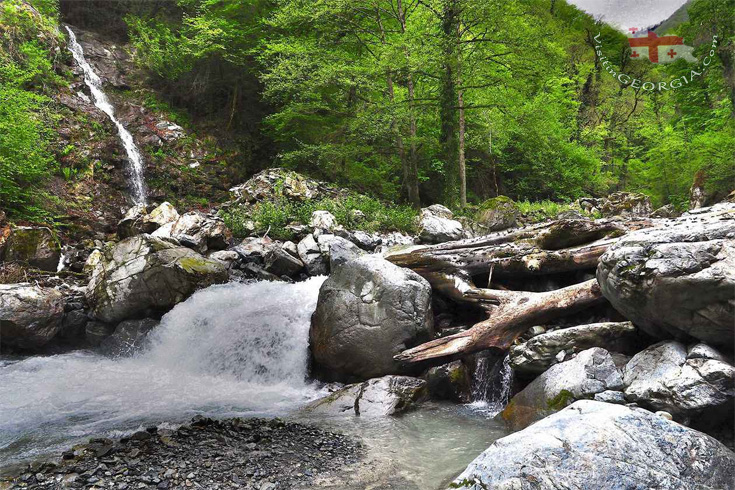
xmin=1 ymin=417 xmax=363 ymax=490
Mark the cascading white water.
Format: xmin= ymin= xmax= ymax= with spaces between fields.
xmin=64 ymin=26 xmax=147 ymax=204
xmin=469 ymin=353 xmax=512 ymax=416
xmin=0 ymin=278 xmax=326 ymax=466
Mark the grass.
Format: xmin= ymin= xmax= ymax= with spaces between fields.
xmin=221 ymin=195 xmax=419 ymax=241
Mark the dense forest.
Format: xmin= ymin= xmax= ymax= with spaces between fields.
xmin=1 ymin=0 xmax=734 ymax=219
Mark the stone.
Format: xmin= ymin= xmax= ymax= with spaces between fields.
xmin=418 ymin=207 xmax=465 ymax=244
xmin=310 ymin=255 xmax=434 ymax=380
xmin=303 ymin=376 xmax=427 ymax=417
xmin=599 ymin=192 xmax=653 ymax=217
xmin=593 ymin=390 xmax=626 ymax=404
xmin=1 ymin=226 xmax=61 ymax=271
xmin=86 ymin=235 xmax=228 ymax=324
xmin=207 ymin=250 xmax=240 ymax=270
xmin=688 ymin=342 xmax=727 ymax=362
xmin=623 ymin=340 xmax=734 ymax=424
xmin=347 ymin=231 xmax=381 ymax=251
xmin=263 ymin=245 xmax=304 ymax=278
xmin=597 ymin=204 xmax=735 ymax=347
xmin=229 ymin=168 xmax=340 ymax=204
xmin=651 ymin=203 xmax=678 ymax=218
xmin=0 ymin=284 xmax=65 ymax=350
xmin=509 ymin=322 xmax=640 ymax=374
xmin=297 ymin=234 xmax=327 ymax=276
xmin=57 ymin=309 xmax=89 ymax=344
xmin=309 ymin=211 xmax=337 ymax=232
xmin=282 ymin=241 xmax=299 ymax=257
xmin=165 ymin=212 xmax=231 ymax=254
xmin=118 ymin=202 xmax=179 ymax=239
xmin=423 ymin=360 xmax=472 ymax=403
xmin=327 ymin=236 xmax=364 ymax=270
xmin=234 ymin=236 xmax=275 ymax=263
xmin=476 ymin=196 xmax=520 ymax=231
xmin=452 ymin=400 xmax=735 ymax=490
xmin=100 ymin=318 xmax=159 ymax=356
xmin=501 ymin=348 xmax=623 ymax=430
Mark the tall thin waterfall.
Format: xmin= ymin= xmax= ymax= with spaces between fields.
xmin=64 ymin=26 xmax=147 ymax=204
xmin=470 ymin=353 xmax=512 ymax=416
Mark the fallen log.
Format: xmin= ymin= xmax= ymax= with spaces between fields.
xmin=394 ymin=279 xmax=604 ymax=363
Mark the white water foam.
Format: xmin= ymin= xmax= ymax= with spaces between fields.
xmin=0 ymin=278 xmax=326 ymax=466
xmin=64 ymin=26 xmax=147 ymax=204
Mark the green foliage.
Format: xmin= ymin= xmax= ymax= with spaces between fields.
xmin=221 ymin=195 xmax=418 ymax=241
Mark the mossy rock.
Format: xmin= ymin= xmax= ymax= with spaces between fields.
xmin=476 ymin=196 xmax=520 ymax=231
xmin=2 ymin=226 xmax=61 ymax=272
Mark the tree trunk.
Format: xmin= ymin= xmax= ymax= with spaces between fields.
xmin=395 ymin=279 xmax=604 ymax=362
xmin=458 ymin=79 xmax=467 ymax=207
xmin=440 ymin=0 xmax=460 ymax=205
xmin=397 ymin=0 xmax=421 ymax=209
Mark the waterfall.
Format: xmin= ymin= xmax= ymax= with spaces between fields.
xmin=470 ymin=353 xmax=512 ymax=416
xmin=0 ymin=277 xmax=326 ymax=466
xmin=64 ymin=26 xmax=147 ymax=204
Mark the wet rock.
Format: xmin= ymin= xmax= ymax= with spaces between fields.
xmin=423 ymin=360 xmax=472 ymax=403
xmin=100 ymin=318 xmax=159 ymax=355
xmin=1 ymin=226 xmax=61 ymax=271
xmin=600 ymin=191 xmax=652 ymax=217
xmin=310 ymin=255 xmax=433 ymax=380
xmin=117 ymin=202 xmax=179 ymax=239
xmin=263 ymin=245 xmax=304 ymax=278
xmin=309 ymin=210 xmax=337 ymax=232
xmin=509 ymin=322 xmax=640 ymax=374
xmin=476 ymin=196 xmax=519 ymax=231
xmin=57 ymin=309 xmax=89 ymax=344
xmin=0 ymin=284 xmax=65 ymax=350
xmin=419 ymin=206 xmax=465 ymax=244
xmin=86 ymin=235 xmax=227 ymax=323
xmin=304 ymin=376 xmax=427 ymax=416
xmin=623 ymin=341 xmax=734 ymax=424
xmin=501 ymin=348 xmax=623 ymax=430
xmin=597 ymin=204 xmax=735 ymax=347
xmin=453 ymin=400 xmax=735 ymax=490
xmin=84 ymin=320 xmax=116 ymax=347
xmin=297 ymin=234 xmax=328 ymax=276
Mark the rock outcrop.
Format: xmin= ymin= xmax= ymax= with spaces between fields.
xmin=501 ymin=348 xmax=623 ymax=429
xmin=229 ymin=168 xmax=341 ymax=204
xmin=0 ymin=283 xmax=65 ymax=349
xmin=117 ymin=202 xmax=179 ymax=239
xmin=452 ymin=400 xmax=735 ymax=490
xmin=509 ymin=322 xmax=640 ymax=374
xmin=86 ymin=235 xmax=228 ymax=324
xmin=310 ymin=255 xmax=433 ymax=380
xmin=303 ymin=375 xmax=426 ymax=416
xmin=597 ymin=204 xmax=735 ymax=347
xmin=623 ymin=340 xmax=734 ymax=425
xmin=423 ymin=360 xmax=472 ymax=403
xmin=100 ymin=318 xmax=159 ymax=356
xmin=159 ymin=211 xmax=231 ymax=254
xmin=1 ymin=226 xmax=61 ymax=271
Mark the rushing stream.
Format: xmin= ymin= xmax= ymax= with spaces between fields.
xmin=0 ymin=278 xmax=510 ymax=487
xmin=64 ymin=26 xmax=147 ymax=204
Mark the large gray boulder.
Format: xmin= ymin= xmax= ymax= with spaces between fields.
xmin=509 ymin=322 xmax=640 ymax=374
xmin=310 ymin=255 xmax=434 ymax=380
xmin=100 ymin=318 xmax=159 ymax=356
xmin=623 ymin=340 xmax=734 ymax=424
xmin=597 ymin=204 xmax=735 ymax=347
xmin=500 ymin=347 xmax=623 ymax=430
xmin=303 ymin=375 xmax=426 ymax=417
xmin=600 ymin=191 xmax=653 ymax=217
xmin=0 ymin=284 xmax=65 ymax=349
xmin=156 ymin=211 xmax=231 ymax=254
xmin=476 ymin=196 xmax=519 ymax=231
xmin=1 ymin=226 xmax=61 ymax=271
xmin=86 ymin=235 xmax=227 ymax=324
xmin=452 ymin=400 xmax=735 ymax=490
xmin=419 ymin=206 xmax=465 ymax=244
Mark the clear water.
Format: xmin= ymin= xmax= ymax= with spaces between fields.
xmin=0 ymin=278 xmax=510 ymax=487
xmin=65 ymin=26 xmax=147 ymax=204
